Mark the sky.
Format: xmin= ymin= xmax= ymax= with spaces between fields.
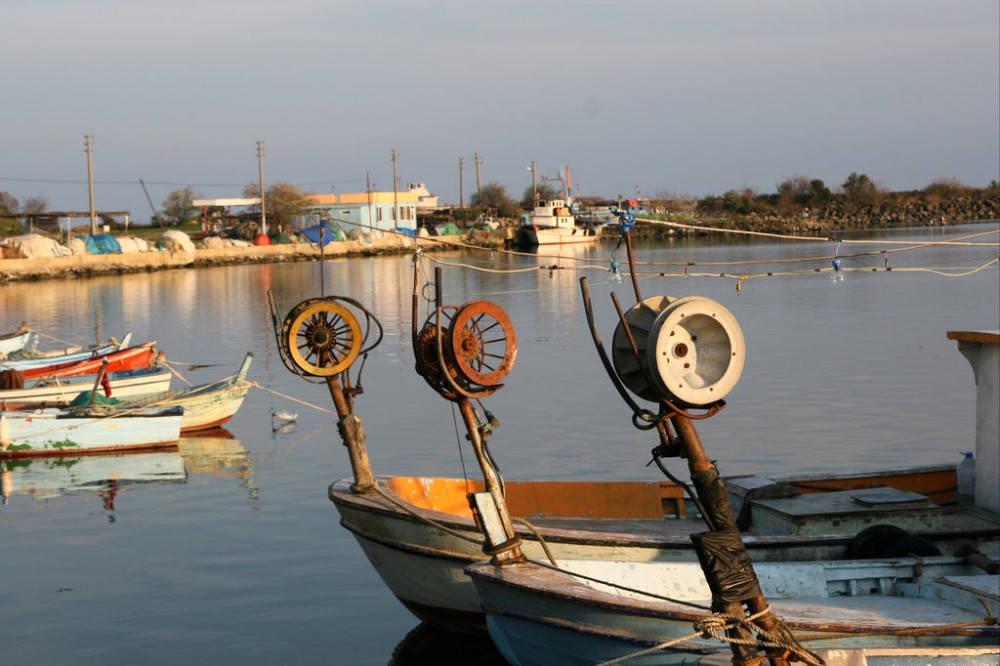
xmin=2 ymin=0 xmax=998 ymax=222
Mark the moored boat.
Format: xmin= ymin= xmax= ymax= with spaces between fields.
xmin=458 ymin=232 xmax=999 ymax=663
xmin=0 ymin=323 xmax=36 ymax=357
xmin=0 ymin=405 xmax=183 ymax=458
xmin=113 ymin=352 xmax=253 ymax=433
xmin=16 ymin=342 xmax=159 ymax=381
xmin=0 ymin=365 xmax=173 ymax=407
xmin=319 ymin=265 xmax=1000 ymax=635
xmin=466 ymin=555 xmax=999 ymax=665
xmin=0 ymin=333 xmax=131 ymax=371
xmin=512 ymin=197 xmax=601 ymax=248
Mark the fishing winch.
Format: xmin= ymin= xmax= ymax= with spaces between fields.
xmin=413 ymin=300 xmax=517 ymax=400
xmin=612 ymin=294 xmax=745 ymax=408
xmin=271 ymin=296 xmax=382 ymax=379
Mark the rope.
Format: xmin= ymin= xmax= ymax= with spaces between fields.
xmin=596 ymin=604 xmax=823 ymax=666
xmin=244 ymin=381 xmax=336 ymax=415
xmin=512 ymin=517 xmax=557 ymax=566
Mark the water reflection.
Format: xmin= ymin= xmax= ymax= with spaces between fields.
xmin=390 ymin=623 xmax=506 ymax=665
xmin=1 ymin=429 xmax=254 ymax=508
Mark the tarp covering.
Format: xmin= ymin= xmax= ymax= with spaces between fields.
xmin=298 ymin=222 xmax=346 ymax=246
xmin=1 ymin=234 xmax=72 ymax=259
xmin=201 ymin=236 xmax=251 ymax=249
xmin=117 ymin=236 xmax=150 ymax=253
xmin=77 ymin=234 xmax=122 ymax=255
xmin=159 ymin=230 xmax=196 ymax=254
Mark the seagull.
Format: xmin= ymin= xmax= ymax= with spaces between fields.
xmin=270 ymin=408 xmax=298 ymax=430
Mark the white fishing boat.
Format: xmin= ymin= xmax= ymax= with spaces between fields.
xmin=313 ymin=264 xmax=1000 ymax=634
xmin=0 ymin=323 xmax=37 ymax=357
xmin=458 ymin=245 xmax=998 ymax=663
xmin=0 ymin=404 xmax=183 ymax=458
xmin=0 ymin=365 xmax=172 ymax=407
xmin=466 ymin=556 xmax=999 ymax=665
xmin=512 ymin=197 xmax=601 ymax=248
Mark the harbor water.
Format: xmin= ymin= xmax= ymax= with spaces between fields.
xmin=1 ymin=223 xmax=997 ymax=664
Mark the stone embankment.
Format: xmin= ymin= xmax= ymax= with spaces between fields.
xmin=627 ymin=193 xmax=1000 ymax=238
xmin=0 ymin=234 xmax=456 ymax=283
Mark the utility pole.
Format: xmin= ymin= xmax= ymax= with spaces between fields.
xmin=84 ymin=135 xmax=96 ymax=235
xmin=458 ymin=157 xmax=465 ymax=209
xmin=529 ymin=160 xmax=537 ymax=203
xmin=391 ymin=148 xmax=399 ymax=227
xmin=366 ymin=171 xmax=373 ymax=231
xmin=257 ymin=141 xmax=267 ymax=235
xmin=474 ymin=152 xmax=482 ymax=198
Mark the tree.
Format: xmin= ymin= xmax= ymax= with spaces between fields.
xmin=520 ymin=183 xmax=558 ymax=209
xmin=244 ymin=182 xmax=314 ymax=235
xmin=0 ymin=191 xmax=20 ymax=233
xmin=841 ymin=172 xmax=881 ymax=208
xmin=22 ymin=195 xmax=48 ymax=214
xmin=470 ymin=182 xmax=520 ymax=217
xmin=161 ymin=187 xmax=200 ymax=226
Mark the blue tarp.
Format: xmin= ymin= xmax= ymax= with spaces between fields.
xmin=77 ymin=234 xmax=122 ymax=254
xmin=298 ymin=222 xmax=346 ymax=246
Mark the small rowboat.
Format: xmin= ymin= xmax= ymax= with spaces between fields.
xmin=120 ymin=353 xmax=253 ymax=433
xmin=0 ymin=333 xmax=132 ymax=371
xmin=0 ymin=405 xmax=183 ymax=458
xmin=17 ymin=342 xmax=159 ymax=381
xmin=0 ymin=323 xmax=36 ymax=357
xmin=0 ymin=365 xmax=172 ymax=407
xmin=467 ymin=556 xmax=1000 ymax=665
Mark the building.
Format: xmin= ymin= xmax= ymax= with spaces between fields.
xmin=304 ymin=191 xmax=418 ymax=234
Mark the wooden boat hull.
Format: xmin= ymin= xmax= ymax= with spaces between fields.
xmin=0 ymin=334 xmax=131 ymax=371
xmin=0 ymin=329 xmax=37 ymax=356
xmin=466 ymin=558 xmax=1000 ymax=666
xmin=329 ymin=469 xmax=999 ymax=633
xmin=0 ymin=366 xmax=172 ymax=406
xmin=0 ymin=406 xmax=183 ymax=458
xmin=19 ymin=343 xmax=157 ymax=380
xmin=126 ymin=353 xmax=253 ymax=433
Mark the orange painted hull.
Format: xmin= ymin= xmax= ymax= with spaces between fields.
xmin=19 ymin=344 xmax=158 ymax=381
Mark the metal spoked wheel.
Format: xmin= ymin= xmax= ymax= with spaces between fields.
xmin=448 ymin=301 xmax=518 ymax=388
xmin=282 ymin=299 xmax=363 ymax=377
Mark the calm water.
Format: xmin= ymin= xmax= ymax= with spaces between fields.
xmin=1 ymin=223 xmax=997 ymax=665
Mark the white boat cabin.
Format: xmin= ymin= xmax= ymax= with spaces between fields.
xmin=522 ymin=198 xmax=576 ymax=230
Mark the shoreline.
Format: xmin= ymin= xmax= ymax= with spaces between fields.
xmin=0 ymin=234 xmax=459 ymax=284
xmin=2 ymin=217 xmax=996 ymax=284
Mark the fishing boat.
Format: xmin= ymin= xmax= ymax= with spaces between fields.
xmin=0 ymin=323 xmax=36 ymax=357
xmin=512 ymin=197 xmax=601 ymax=248
xmin=304 ymin=262 xmax=1000 ymax=635
xmin=0 ymin=405 xmax=184 ymax=458
xmin=0 ymin=333 xmax=132 ymax=371
xmin=458 ymin=228 xmax=998 ymax=664
xmin=115 ymin=352 xmax=253 ymax=433
xmin=0 ymin=365 xmax=172 ymax=408
xmin=16 ymin=341 xmax=159 ymax=381
xmin=466 ymin=556 xmax=999 ymax=665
